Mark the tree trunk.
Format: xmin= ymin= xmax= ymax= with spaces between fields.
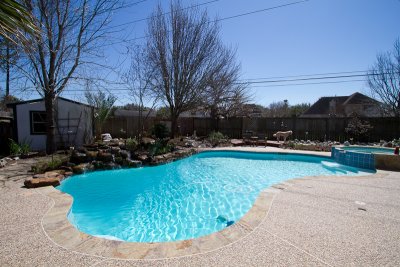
xmin=5 ymin=45 xmax=10 ymax=97
xmin=138 ymin=107 xmax=143 ymax=141
xmin=170 ymin=114 xmax=178 ymax=138
xmin=45 ymin=94 xmax=56 ymax=154
xmin=210 ymin=107 xmax=218 ymax=131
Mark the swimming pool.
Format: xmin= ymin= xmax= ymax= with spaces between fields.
xmin=340 ymin=146 xmax=395 ymax=154
xmin=57 ymin=151 xmax=374 ymax=243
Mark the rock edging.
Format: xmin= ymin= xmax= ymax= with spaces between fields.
xmin=25 ymin=146 xmax=197 ymax=188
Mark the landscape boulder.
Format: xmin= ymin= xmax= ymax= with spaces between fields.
xmin=59 ymin=166 xmax=73 ymax=172
xmin=103 ymin=162 xmax=120 ymax=170
xmin=141 ymin=137 xmax=155 ymax=146
xmin=72 ymin=163 xmax=93 ymax=174
xmin=83 ymin=143 xmax=99 ymax=151
xmin=86 ymin=151 xmax=98 ymax=161
xmin=101 ymin=133 xmax=112 ymax=142
xmin=33 ymin=170 xmax=65 ymax=180
xmin=122 ymin=159 xmax=142 ymax=168
xmin=0 ymin=158 xmax=7 ymax=168
xmin=25 ymin=169 xmax=69 ymax=188
xmin=119 ymin=150 xmax=130 ymax=159
xmin=70 ymin=151 xmax=88 ymax=164
xmin=24 ymin=177 xmax=61 ymax=188
xmin=97 ymin=152 xmax=113 ymax=162
xmin=110 ymin=146 xmax=121 ymax=155
xmin=137 ymin=154 xmax=148 ymax=162
xmin=92 ymin=161 xmax=105 ymax=170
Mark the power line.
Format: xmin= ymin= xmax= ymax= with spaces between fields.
xmin=218 ymin=0 xmax=310 ymax=22
xmin=109 ymin=0 xmax=309 ymax=32
xmin=0 ymin=70 xmax=370 ymax=84
xmin=111 ymin=0 xmax=150 ymax=12
xmin=98 ymin=0 xmax=150 ymax=17
xmin=18 ymin=67 xmax=397 ymax=97
xmin=109 ymin=0 xmax=311 ymax=45
xmin=9 ymin=69 xmax=397 ymax=96
xmin=52 ymin=78 xmax=367 ymax=104
xmin=244 ymin=70 xmax=368 ymax=81
xmin=250 ymin=79 xmax=365 ymax=88
xmin=17 ymin=70 xmax=392 ymax=93
xmin=237 ymin=72 xmax=397 ymax=85
xmin=106 ymin=0 xmax=221 ymax=31
xmin=50 ymin=78 xmax=369 ymax=93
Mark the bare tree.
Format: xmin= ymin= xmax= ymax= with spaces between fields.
xmin=15 ymin=0 xmax=119 ymax=153
xmin=289 ymin=103 xmax=310 ymax=117
xmin=145 ymin=1 xmax=237 ymax=137
xmin=263 ymin=101 xmax=310 ymax=117
xmin=367 ymin=38 xmax=400 ymax=117
xmin=204 ymin=49 xmax=250 ymax=130
xmin=123 ymin=45 xmax=158 ymax=140
xmin=264 ymin=100 xmax=289 ymax=117
xmin=0 ymin=37 xmax=20 ymax=96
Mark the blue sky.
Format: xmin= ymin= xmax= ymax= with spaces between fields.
xmin=11 ymin=0 xmax=400 ymax=107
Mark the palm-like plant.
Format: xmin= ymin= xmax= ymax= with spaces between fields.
xmin=85 ymin=90 xmax=117 ymax=139
xmin=0 ymin=0 xmax=37 ymax=44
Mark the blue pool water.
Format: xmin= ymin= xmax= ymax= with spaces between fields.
xmin=57 ymin=151 xmax=374 ymax=242
xmin=340 ymin=146 xmax=395 ymax=154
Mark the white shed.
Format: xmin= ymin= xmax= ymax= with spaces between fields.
xmin=8 ymin=97 xmax=94 ymax=151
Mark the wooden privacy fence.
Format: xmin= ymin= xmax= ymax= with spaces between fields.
xmin=103 ymin=116 xmax=400 ymax=142
xmin=0 ymin=117 xmax=13 ymax=155
xmin=103 ymin=117 xmax=157 ymax=138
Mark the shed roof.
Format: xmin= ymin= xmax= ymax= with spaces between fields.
xmin=6 ymin=97 xmax=93 ymax=108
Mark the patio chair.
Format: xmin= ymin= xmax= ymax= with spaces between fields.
xmin=257 ymin=133 xmax=267 ymax=146
xmin=249 ymin=135 xmax=258 ymax=146
xmin=242 ymin=131 xmax=253 ymax=146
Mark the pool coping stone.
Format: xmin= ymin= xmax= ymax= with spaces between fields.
xmin=38 ymin=147 xmax=377 ymax=260
xmin=39 ymin=182 xmax=282 ymax=259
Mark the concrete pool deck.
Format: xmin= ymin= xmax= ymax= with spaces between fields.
xmin=1 ymin=147 xmax=400 ymax=266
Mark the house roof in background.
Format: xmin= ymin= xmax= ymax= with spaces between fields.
xmin=302 ymin=96 xmax=348 ymax=116
xmin=303 ymin=92 xmax=380 ymax=116
xmin=342 ymin=92 xmax=381 ymax=105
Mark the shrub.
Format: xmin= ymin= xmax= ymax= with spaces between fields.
xmin=20 ymin=143 xmax=31 ymax=155
xmin=152 ymin=123 xmax=170 ymax=139
xmin=149 ymin=140 xmax=174 ymax=156
xmin=287 ymin=140 xmax=295 ymax=149
xmin=9 ymin=139 xmax=20 ymax=155
xmin=47 ymin=158 xmax=63 ymax=170
xmin=208 ymin=131 xmax=227 ymax=146
xmin=126 ymin=137 xmax=138 ymax=151
xmin=345 ymin=113 xmax=373 ymax=141
xmin=31 ymin=156 xmax=68 ymax=174
xmin=8 ymin=139 xmax=31 ymax=155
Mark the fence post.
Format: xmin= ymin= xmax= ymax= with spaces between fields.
xmin=240 ymin=117 xmax=243 ymax=138
xmin=292 ymin=116 xmax=297 ymax=139
xmin=325 ymin=118 xmax=329 ymax=141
